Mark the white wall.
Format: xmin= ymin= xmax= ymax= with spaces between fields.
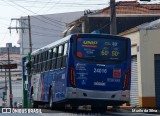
xmin=123 ymin=29 xmax=160 ymax=97
xmin=139 ymin=29 xmax=160 ymax=97
xmin=123 ymin=31 xmax=140 ymax=56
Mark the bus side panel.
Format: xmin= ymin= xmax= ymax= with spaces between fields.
xmin=52 ymin=68 xmax=67 ymax=102
xmin=31 ymin=74 xmax=39 ymax=101
xmin=43 ymin=72 xmax=51 ymax=102
xmin=37 ymin=73 xmax=45 ymax=102
xmin=32 ymin=69 xmax=67 ymax=103
xmin=32 ymin=72 xmax=52 ymax=102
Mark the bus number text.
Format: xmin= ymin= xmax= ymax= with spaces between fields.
xmin=101 ymin=50 xmax=109 ymax=56
xmin=112 ymin=51 xmax=120 ymax=57
xmin=94 ymin=68 xmax=107 ymax=74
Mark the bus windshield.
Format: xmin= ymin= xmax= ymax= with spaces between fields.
xmin=76 ymin=37 xmax=127 ymax=62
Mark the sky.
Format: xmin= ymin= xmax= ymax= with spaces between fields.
xmin=0 ymin=0 xmax=158 ymax=47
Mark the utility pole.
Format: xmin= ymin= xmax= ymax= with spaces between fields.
xmin=8 ymin=47 xmax=13 ymax=108
xmin=5 ymin=68 xmax=7 ymax=106
xmin=8 ymin=16 xmax=32 ymax=53
xmin=28 ymin=15 xmax=32 ymax=53
xmin=8 ymin=16 xmax=32 ymax=108
xmin=110 ymin=0 xmax=117 ymax=35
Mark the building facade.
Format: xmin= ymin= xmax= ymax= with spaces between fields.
xmin=0 ymin=43 xmax=21 ymax=78
xmin=65 ymin=1 xmax=160 ymax=35
xmin=119 ymin=19 xmax=160 ymax=107
xmin=0 ymin=43 xmax=20 ymax=54
xmin=18 ymin=11 xmax=84 ymax=56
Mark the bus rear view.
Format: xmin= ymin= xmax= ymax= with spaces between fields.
xmin=67 ymin=34 xmax=131 ymax=110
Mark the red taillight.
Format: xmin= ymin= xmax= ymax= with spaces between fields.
xmin=70 ymin=67 xmax=76 ymax=87
xmin=77 ymin=38 xmax=82 ymax=42
xmin=77 ymin=52 xmax=83 ymax=58
xmin=123 ymin=69 xmax=130 ymax=89
xmin=122 ymin=94 xmax=127 ymax=97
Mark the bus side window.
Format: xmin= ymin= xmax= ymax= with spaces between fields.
xmin=48 ymin=49 xmax=53 ymax=70
xmin=52 ymin=47 xmax=58 ymax=70
xmin=35 ymin=55 xmax=38 ymax=73
xmin=43 ymin=52 xmax=47 ymax=71
xmin=43 ymin=52 xmax=46 ymax=71
xmin=45 ymin=51 xmax=49 ymax=71
xmin=40 ymin=53 xmax=43 ymax=72
xmin=62 ymin=42 xmax=68 ymax=67
xmin=33 ymin=56 xmax=36 ymax=73
xmin=37 ymin=54 xmax=40 ymax=73
xmin=56 ymin=45 xmax=64 ymax=69
xmin=31 ymin=56 xmax=34 ymax=74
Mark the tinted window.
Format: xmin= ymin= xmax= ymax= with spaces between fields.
xmin=53 ymin=47 xmax=57 ymax=58
xmin=63 ymin=43 xmax=68 ymax=56
xmin=58 ymin=45 xmax=63 ymax=57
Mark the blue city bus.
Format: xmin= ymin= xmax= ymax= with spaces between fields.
xmin=26 ymin=34 xmax=131 ymax=111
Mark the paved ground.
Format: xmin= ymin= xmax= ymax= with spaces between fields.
xmin=1 ymin=78 xmax=159 ymax=116
xmin=0 ymin=107 xmax=159 ymax=116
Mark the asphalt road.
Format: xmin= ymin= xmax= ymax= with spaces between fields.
xmin=0 ymin=78 xmax=159 ymax=115
xmin=0 ymin=108 xmax=160 ymax=116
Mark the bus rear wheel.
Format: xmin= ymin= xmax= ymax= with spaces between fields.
xmin=49 ymin=88 xmax=54 ymax=109
xmin=91 ymin=105 xmax=107 ymax=112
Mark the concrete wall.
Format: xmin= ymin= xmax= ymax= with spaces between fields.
xmin=123 ymin=31 xmax=140 ymax=55
xmin=122 ymin=29 xmax=160 ymax=107
xmin=138 ymin=29 xmax=160 ymax=107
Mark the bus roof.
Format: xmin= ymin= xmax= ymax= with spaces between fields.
xmin=31 ymin=35 xmax=72 ymax=55
xmin=31 ymin=33 xmax=129 ymax=56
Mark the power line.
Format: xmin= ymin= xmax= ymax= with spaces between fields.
xmin=8 ymin=0 xmax=67 ymax=26
xmin=32 ymin=16 xmax=65 ymax=27
xmin=1 ymin=0 xmax=67 ymax=29
xmin=8 ymin=17 xmax=33 ymax=53
xmin=7 ymin=0 xmax=107 ymax=5
xmin=0 ymin=20 xmax=13 ymax=47
xmin=31 ymin=31 xmax=61 ymax=36
xmin=31 ymin=33 xmax=61 ymax=38
xmin=41 ymin=0 xmax=62 ymax=14
xmin=35 ymin=0 xmax=52 ymax=13
xmin=0 ymin=3 xmax=107 ymax=8
xmin=31 ymin=24 xmax=62 ymax=32
xmin=20 ymin=21 xmax=62 ymax=32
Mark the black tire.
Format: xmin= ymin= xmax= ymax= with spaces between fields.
xmin=71 ymin=105 xmax=78 ymax=111
xmin=48 ymin=88 xmax=65 ymax=111
xmin=30 ymin=93 xmax=38 ymax=108
xmin=56 ymin=104 xmax=65 ymax=110
xmin=91 ymin=105 xmax=106 ymax=112
xmin=49 ymin=88 xmax=54 ymax=109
